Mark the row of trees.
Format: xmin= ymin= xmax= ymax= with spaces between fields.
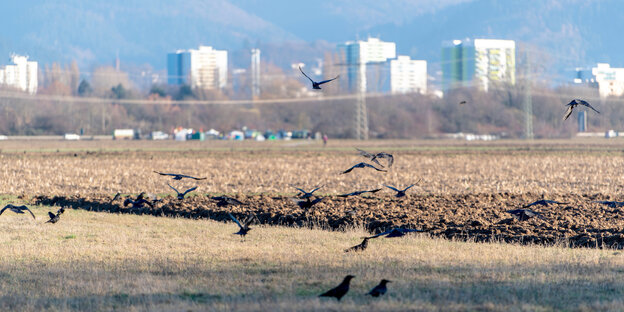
xmin=0 ymin=82 xmax=614 ymax=138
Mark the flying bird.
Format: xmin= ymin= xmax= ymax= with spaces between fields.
xmin=344 ymin=237 xmax=370 ymax=253
xmin=592 ymin=200 xmax=624 ymax=208
xmin=211 ymin=196 xmax=244 ymax=207
xmin=337 ymin=188 xmax=382 ymax=198
xmin=319 ymin=275 xmax=355 ymax=301
xmin=367 ymin=228 xmax=424 ymax=239
xmin=0 ymin=204 xmax=35 ymax=219
xmin=168 ymin=183 xmax=198 ymax=200
xmin=563 ymin=99 xmax=600 ymax=121
xmin=299 ymin=66 xmax=339 ymax=89
xmin=356 ymin=148 xmax=394 ymax=168
xmin=123 ymin=197 xmax=154 ymax=209
xmin=229 ymin=213 xmax=257 ymax=238
xmin=459 ymin=100 xmax=467 ymax=105
xmin=506 ymin=209 xmax=546 ymax=221
xmin=368 ymin=279 xmax=391 ymax=297
xmin=154 ymin=171 xmax=207 ymax=181
xmin=384 ymin=183 xmax=418 ymax=198
xmin=45 ymin=211 xmax=60 ymax=224
xmin=341 ymin=162 xmax=387 ymax=174
xmin=292 ymin=185 xmax=323 ymax=200
xmin=109 ymin=192 xmax=121 ymax=204
xmin=523 ymin=200 xmax=566 ymax=208
xmin=291 ymin=197 xmax=324 ymax=209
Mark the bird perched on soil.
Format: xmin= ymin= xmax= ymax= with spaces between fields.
xmin=593 ymin=200 xmax=624 ymax=208
xmin=292 ymin=185 xmax=323 ymax=200
xmin=368 ymin=279 xmax=391 ymax=297
xmin=0 ymin=204 xmax=35 ymax=219
xmin=344 ymin=237 xmax=370 ymax=253
xmin=562 ymin=99 xmax=600 ymax=121
xmin=168 ymin=183 xmax=197 ymax=200
xmin=337 ymin=188 xmax=382 ymax=198
xmin=506 ymin=209 xmax=546 ymax=221
xmin=356 ymin=148 xmax=394 ymax=168
xmin=367 ymin=228 xmax=424 ymax=239
xmin=229 ymin=213 xmax=257 ymax=238
xmin=291 ymin=197 xmax=324 ymax=209
xmin=384 ymin=183 xmax=418 ymax=198
xmin=341 ymin=162 xmax=387 ymax=174
xmin=211 ymin=196 xmax=244 ymax=207
xmin=154 ymin=171 xmax=206 ymax=181
xmin=523 ymin=200 xmax=566 ymax=208
xmin=299 ymin=66 xmax=339 ymax=89
xmin=319 ymin=275 xmax=355 ymax=301
xmin=109 ymin=192 xmax=121 ymax=204
xmin=123 ymin=195 xmax=154 ymax=209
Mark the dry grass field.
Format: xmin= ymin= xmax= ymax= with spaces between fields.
xmin=2 ymin=138 xmax=624 ymax=311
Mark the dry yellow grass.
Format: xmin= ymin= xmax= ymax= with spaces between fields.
xmin=0 ymin=206 xmax=623 ymax=311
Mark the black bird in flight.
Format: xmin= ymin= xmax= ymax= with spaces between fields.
xmin=154 ymin=171 xmax=207 ymax=181
xmin=459 ymin=100 xmax=467 ymax=105
xmin=506 ymin=209 xmax=546 ymax=221
xmin=46 ymin=211 xmax=61 ymax=224
xmin=344 ymin=237 xmax=370 ymax=253
xmin=368 ymin=279 xmax=391 ymax=297
xmin=563 ymin=99 xmax=600 ymax=121
xmin=523 ymin=200 xmax=566 ymax=208
xmin=337 ymin=188 xmax=382 ymax=198
xmin=592 ymin=200 xmax=624 ymax=208
xmin=299 ymin=66 xmax=339 ymax=89
xmin=319 ymin=275 xmax=355 ymax=301
xmin=0 ymin=204 xmax=35 ymax=219
xmin=368 ymin=228 xmax=424 ymax=239
xmin=123 ymin=197 xmax=154 ymax=209
xmin=291 ymin=197 xmax=324 ymax=209
xmin=168 ymin=183 xmax=198 ymax=200
xmin=384 ymin=183 xmax=418 ymax=198
xmin=341 ymin=162 xmax=387 ymax=174
xmin=292 ymin=185 xmax=323 ymax=200
xmin=211 ymin=196 xmax=244 ymax=207
xmin=356 ymin=148 xmax=394 ymax=168
xmin=229 ymin=213 xmax=257 ymax=238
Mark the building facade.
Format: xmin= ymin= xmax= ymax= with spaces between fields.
xmin=592 ymin=63 xmax=624 ymax=98
xmin=0 ymin=54 xmax=38 ymax=94
xmin=442 ymin=39 xmax=515 ymax=92
xmin=338 ymin=37 xmax=396 ymax=93
xmin=167 ymin=46 xmax=228 ymax=89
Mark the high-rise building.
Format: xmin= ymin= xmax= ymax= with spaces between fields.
xmin=388 ymin=56 xmax=427 ymax=94
xmin=442 ymin=39 xmax=515 ymax=92
xmin=592 ymin=63 xmax=624 ymax=98
xmin=338 ymin=37 xmax=396 ymax=93
xmin=251 ymin=48 xmax=261 ymax=98
xmin=167 ymin=45 xmax=228 ymax=89
xmin=0 ymin=54 xmax=38 ymax=94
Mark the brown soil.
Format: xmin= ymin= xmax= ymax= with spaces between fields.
xmin=33 ymin=192 xmax=624 ymax=249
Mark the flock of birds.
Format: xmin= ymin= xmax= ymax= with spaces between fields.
xmin=0 ymin=73 xmax=605 ymax=301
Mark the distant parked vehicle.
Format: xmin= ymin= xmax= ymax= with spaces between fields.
xmin=113 ymin=129 xmax=138 ymax=140
xmin=64 ymin=133 xmax=80 ymax=141
xmin=150 ymin=131 xmax=169 ymax=140
xmin=0 ymin=135 xmax=7 ymax=140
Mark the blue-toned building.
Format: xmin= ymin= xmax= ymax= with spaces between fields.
xmin=167 ymin=51 xmax=191 ymax=85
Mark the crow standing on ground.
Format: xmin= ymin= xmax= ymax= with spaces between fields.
xmin=523 ymin=200 xmax=566 ymax=208
xmin=367 ymin=228 xmax=424 ymax=239
xmin=299 ymin=66 xmax=339 ymax=90
xmin=123 ymin=196 xmax=154 ymax=209
xmin=154 ymin=171 xmax=207 ymax=181
xmin=211 ymin=196 xmax=244 ymax=207
xmin=368 ymin=279 xmax=391 ymax=297
xmin=593 ymin=200 xmax=624 ymax=208
xmin=0 ymin=204 xmax=35 ymax=219
xmin=319 ymin=275 xmax=355 ymax=301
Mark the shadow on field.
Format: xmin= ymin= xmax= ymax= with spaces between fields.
xmin=32 ymin=193 xmax=624 ymax=250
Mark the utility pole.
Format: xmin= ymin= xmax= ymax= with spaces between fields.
xmin=523 ymin=50 xmax=534 ymax=139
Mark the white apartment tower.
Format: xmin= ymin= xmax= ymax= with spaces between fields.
xmin=388 ymin=56 xmax=427 ymax=94
xmin=167 ymin=45 xmax=227 ymax=90
xmin=338 ymin=37 xmax=396 ymax=93
xmin=0 ymin=54 xmax=38 ymax=94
